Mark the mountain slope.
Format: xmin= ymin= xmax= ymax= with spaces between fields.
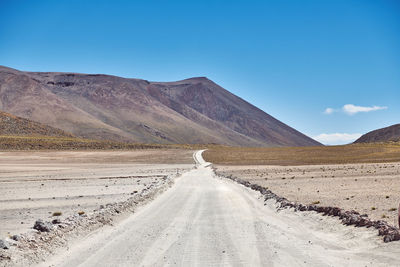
xmin=0 ymin=110 xmax=74 ymax=137
xmin=0 ymin=66 xmax=321 ymax=146
xmin=354 ymin=124 xmax=400 ymax=143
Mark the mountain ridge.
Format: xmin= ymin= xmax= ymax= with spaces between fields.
xmin=0 ymin=65 xmax=321 ymax=147
xmin=354 ymin=124 xmax=400 ymax=143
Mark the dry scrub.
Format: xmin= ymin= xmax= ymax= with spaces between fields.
xmin=0 ymin=135 xmax=218 ymax=151
xmin=203 ymin=142 xmax=400 ymax=165
xmin=0 ymin=135 xmax=165 ymax=150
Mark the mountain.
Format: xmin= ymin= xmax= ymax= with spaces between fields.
xmin=0 ymin=66 xmax=321 ymax=146
xmin=354 ymin=124 xmax=400 ymax=143
xmin=0 ymin=110 xmax=74 ymax=137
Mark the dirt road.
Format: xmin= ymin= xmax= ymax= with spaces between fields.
xmin=40 ymin=150 xmax=399 ymax=266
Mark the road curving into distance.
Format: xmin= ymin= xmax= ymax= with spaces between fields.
xmin=40 ymin=150 xmax=399 ymax=267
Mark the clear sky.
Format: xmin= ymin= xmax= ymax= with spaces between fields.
xmin=1 ymin=0 xmax=399 ymax=145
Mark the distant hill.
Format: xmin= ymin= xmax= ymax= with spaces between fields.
xmin=0 ymin=110 xmax=174 ymax=150
xmin=0 ymin=66 xmax=321 ymax=147
xmin=0 ymin=110 xmax=74 ymax=137
xmin=354 ymin=124 xmax=400 ymax=143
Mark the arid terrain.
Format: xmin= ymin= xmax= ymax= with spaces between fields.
xmin=1 ymin=1 xmax=398 ymax=265
xmin=1 ymin=126 xmax=400 ymax=265
xmin=1 ymin=150 xmax=400 ymax=267
xmin=203 ymin=142 xmax=400 ymax=165
xmin=204 ymin=145 xmax=400 ymax=227
xmin=0 ymin=110 xmax=180 ymax=150
xmin=30 ymin=151 xmax=400 ymax=266
xmin=0 ymin=66 xmax=320 ymax=147
xmin=215 ymin=162 xmax=400 ymax=227
xmin=355 ymin=123 xmax=400 ymax=143
xmin=0 ymin=150 xmax=194 ymax=239
xmin=0 ymin=111 xmax=73 ymax=138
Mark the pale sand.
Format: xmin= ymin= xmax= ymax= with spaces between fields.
xmin=215 ymin=162 xmax=400 ymax=227
xmin=0 ymin=150 xmax=194 ymax=238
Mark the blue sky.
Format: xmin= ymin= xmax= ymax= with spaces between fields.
xmin=1 ymin=0 xmax=399 ymax=145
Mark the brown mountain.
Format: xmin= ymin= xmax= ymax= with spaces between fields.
xmin=0 ymin=65 xmax=321 ymax=146
xmin=354 ymin=124 xmax=400 ymax=143
xmin=0 ymin=110 xmax=74 ymax=137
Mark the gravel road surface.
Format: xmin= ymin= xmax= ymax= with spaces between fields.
xmin=40 ymin=151 xmax=399 ymax=267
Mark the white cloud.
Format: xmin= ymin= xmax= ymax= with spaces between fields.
xmin=323 ymin=104 xmax=388 ymax=116
xmin=324 ymin=107 xmax=335 ymax=114
xmin=313 ymin=133 xmax=362 ymax=145
xmin=342 ymin=104 xmax=387 ymax=115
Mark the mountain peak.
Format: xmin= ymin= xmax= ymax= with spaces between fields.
xmin=0 ymin=66 xmax=321 ymax=146
xmin=186 ymin=76 xmax=210 ymax=81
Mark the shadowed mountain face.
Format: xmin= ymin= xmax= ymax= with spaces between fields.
xmin=0 ymin=110 xmax=74 ymax=137
xmin=354 ymin=124 xmax=400 ymax=143
xmin=0 ymin=66 xmax=321 ymax=146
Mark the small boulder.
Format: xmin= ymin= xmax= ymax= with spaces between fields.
xmin=52 ymin=218 xmax=61 ymax=224
xmin=356 ymin=218 xmax=368 ymax=227
xmin=11 ymin=235 xmax=20 ymax=241
xmin=0 ymin=239 xmax=10 ymax=249
xmin=384 ymin=231 xmax=400 ymax=243
xmin=33 ymin=219 xmax=53 ymax=232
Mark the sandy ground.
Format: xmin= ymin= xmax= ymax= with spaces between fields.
xmin=38 ymin=151 xmax=400 ymax=267
xmin=215 ymin=162 xmax=400 ymax=227
xmin=0 ymin=150 xmax=194 ymax=239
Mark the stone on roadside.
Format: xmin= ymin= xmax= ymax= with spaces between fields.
xmin=11 ymin=235 xmax=20 ymax=241
xmin=0 ymin=239 xmax=10 ymax=249
xmin=33 ymin=219 xmax=54 ymax=232
xmin=52 ymin=218 xmax=61 ymax=224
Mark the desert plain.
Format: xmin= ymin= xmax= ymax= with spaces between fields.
xmin=215 ymin=162 xmax=400 ymax=227
xmin=1 ymin=146 xmax=400 ymax=266
xmin=0 ymin=150 xmax=194 ymax=239
xmin=204 ymin=145 xmax=400 ymax=227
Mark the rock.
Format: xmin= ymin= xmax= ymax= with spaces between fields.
xmin=348 ymin=214 xmax=360 ymax=225
xmin=298 ymin=205 xmax=307 ymax=211
xmin=33 ymin=219 xmax=53 ymax=232
xmin=328 ymin=207 xmax=341 ymax=216
xmin=338 ymin=210 xmax=346 ymax=219
xmin=11 ymin=235 xmax=20 ymax=241
xmin=384 ymin=231 xmax=400 ymax=243
xmin=356 ymin=218 xmax=368 ymax=227
xmin=0 ymin=239 xmax=10 ymax=249
xmin=398 ymin=203 xmax=400 ymax=229
xmin=308 ymin=205 xmax=317 ymax=211
xmin=52 ymin=218 xmax=61 ymax=224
